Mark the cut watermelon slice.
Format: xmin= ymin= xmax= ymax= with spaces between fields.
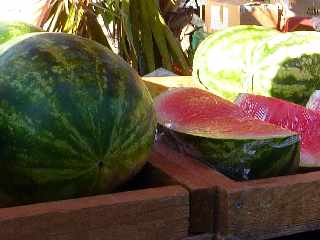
xmin=155 ymin=88 xmax=300 ymax=180
xmin=235 ymin=93 xmax=320 ymax=167
xmin=306 ymin=90 xmax=320 ymax=111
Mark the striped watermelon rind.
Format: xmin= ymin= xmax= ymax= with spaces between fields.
xmin=0 ymin=32 xmax=156 ymax=205
xmin=193 ymin=25 xmax=280 ymax=101
xmin=155 ymin=88 xmax=300 ymax=180
xmin=252 ymin=31 xmax=320 ymax=105
xmin=193 ymin=26 xmax=320 ymax=105
xmin=0 ymin=21 xmax=42 ymax=45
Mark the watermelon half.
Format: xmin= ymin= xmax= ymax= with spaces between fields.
xmin=193 ymin=27 xmax=320 ymax=105
xmin=0 ymin=32 xmax=156 ymax=205
xmin=0 ymin=21 xmax=42 ymax=45
xmin=306 ymin=90 xmax=320 ymax=111
xmin=155 ymin=88 xmax=300 ymax=180
xmin=235 ymin=93 xmax=320 ymax=167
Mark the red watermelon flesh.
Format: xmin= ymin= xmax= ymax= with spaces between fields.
xmin=155 ymin=88 xmax=300 ymax=180
xmin=235 ymin=93 xmax=320 ymax=167
xmin=306 ymin=90 xmax=320 ymax=111
xmin=155 ymin=88 xmax=295 ymax=140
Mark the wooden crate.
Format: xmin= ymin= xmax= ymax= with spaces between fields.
xmin=0 ymin=76 xmax=207 ymax=240
xmin=150 ymin=142 xmax=320 ymax=240
xmin=0 ymin=153 xmax=189 ymax=240
xmin=142 ymin=76 xmax=204 ymax=98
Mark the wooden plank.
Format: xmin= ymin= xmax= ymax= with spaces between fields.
xmin=150 ymin=142 xmax=320 ymax=239
xmin=143 ymin=81 xmax=169 ymax=98
xmin=216 ymin=171 xmax=320 ymax=240
xmin=149 ymin=142 xmax=236 ymax=234
xmin=142 ymin=76 xmax=196 ymax=87
xmin=142 ymin=76 xmax=204 ymax=98
xmin=183 ymin=233 xmax=214 ymax=240
xmin=0 ymin=185 xmax=189 ymax=240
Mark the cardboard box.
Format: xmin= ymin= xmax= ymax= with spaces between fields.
xmin=204 ymin=0 xmax=281 ymax=32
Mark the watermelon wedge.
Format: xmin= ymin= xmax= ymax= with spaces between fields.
xmin=235 ymin=93 xmax=320 ymax=167
xmin=155 ymin=88 xmax=300 ymax=180
xmin=306 ymin=90 xmax=320 ymax=111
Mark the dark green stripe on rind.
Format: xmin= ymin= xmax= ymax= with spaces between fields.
xmin=0 ymin=32 xmax=156 ymax=205
xmin=193 ymin=27 xmax=320 ymax=105
xmin=160 ymin=126 xmax=300 ymax=181
xmin=253 ymin=31 xmax=320 ymax=105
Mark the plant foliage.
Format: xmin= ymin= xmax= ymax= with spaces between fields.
xmin=40 ymin=0 xmax=191 ymax=74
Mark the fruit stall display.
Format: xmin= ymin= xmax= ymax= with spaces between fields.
xmin=2 ymin=19 xmax=320 ymax=240
xmin=149 ymin=25 xmax=320 ymax=239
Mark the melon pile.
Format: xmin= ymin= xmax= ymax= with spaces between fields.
xmin=155 ymin=26 xmax=320 ymax=180
xmin=0 ymin=22 xmax=156 ymax=206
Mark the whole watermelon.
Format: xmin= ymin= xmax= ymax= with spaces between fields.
xmin=193 ymin=26 xmax=320 ymax=105
xmin=0 ymin=32 xmax=156 ymax=205
xmin=193 ymin=25 xmax=279 ymax=100
xmin=0 ymin=21 xmax=42 ymax=45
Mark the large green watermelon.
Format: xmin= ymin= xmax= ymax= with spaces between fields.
xmin=193 ymin=27 xmax=320 ymax=105
xmin=155 ymin=88 xmax=300 ymax=180
xmin=253 ymin=31 xmax=320 ymax=105
xmin=0 ymin=32 xmax=156 ymax=205
xmin=0 ymin=21 xmax=42 ymax=45
xmin=193 ymin=25 xmax=279 ymax=100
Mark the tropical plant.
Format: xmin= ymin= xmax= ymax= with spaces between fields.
xmin=39 ymin=0 xmax=191 ymax=75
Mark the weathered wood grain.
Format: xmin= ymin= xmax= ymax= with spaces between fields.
xmin=0 ymin=185 xmax=189 ymax=240
xmin=184 ymin=233 xmax=214 ymax=240
xmin=151 ymin=142 xmax=320 ymax=240
xmin=216 ymin=171 xmax=320 ymax=240
xmin=149 ymin=143 xmax=236 ymax=234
